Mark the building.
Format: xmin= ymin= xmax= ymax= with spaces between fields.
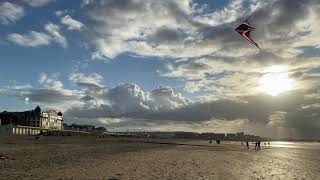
xmin=212 ymin=133 xmax=226 ymax=140
xmin=0 ymin=106 xmax=64 ymax=134
xmin=40 ymin=110 xmax=64 ymax=130
xmin=173 ymin=131 xmax=200 ymax=139
xmin=226 ymin=133 xmax=236 ymax=141
xmin=64 ymin=124 xmax=95 ymax=132
xmin=236 ymin=132 xmax=245 ymax=140
xmin=63 ymin=124 xmax=108 ymax=134
xmin=199 ymin=133 xmax=225 ymax=140
xmin=199 ymin=133 xmax=215 ymax=140
xmin=93 ymin=127 xmax=107 ymax=135
xmin=0 ymin=106 xmax=41 ymax=127
xmin=0 ymin=125 xmax=43 ymax=136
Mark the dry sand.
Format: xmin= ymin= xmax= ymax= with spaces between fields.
xmin=1 ymin=135 xmax=320 ymax=180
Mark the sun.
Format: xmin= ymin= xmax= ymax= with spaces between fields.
xmin=257 ymin=66 xmax=295 ymax=96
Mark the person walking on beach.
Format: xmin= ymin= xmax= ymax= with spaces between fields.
xmin=246 ymin=141 xmax=249 ymax=149
xmin=257 ymin=141 xmax=261 ymax=150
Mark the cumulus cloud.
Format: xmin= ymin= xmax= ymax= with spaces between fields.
xmin=2 ymin=73 xmax=81 ymax=110
xmin=65 ymin=83 xmax=191 ymax=120
xmin=184 ymin=82 xmax=200 ymax=93
xmin=69 ymin=72 xmax=104 ymax=90
xmin=3 ymin=0 xmax=320 ymax=139
xmin=2 ymin=71 xmax=320 ymax=138
xmin=91 ymin=51 xmax=109 ymax=61
xmin=44 ymin=23 xmax=67 ymax=47
xmin=84 ymin=0 xmax=320 ymax=65
xmin=63 ymin=85 xmax=320 ymax=138
xmin=61 ymin=15 xmax=84 ymax=31
xmin=38 ymin=73 xmax=63 ymax=90
xmin=23 ymin=0 xmax=55 ymax=7
xmin=0 ymin=2 xmax=24 ymax=25
xmin=85 ymin=0 xmax=200 ymax=58
xmin=8 ymin=23 xmax=67 ymax=48
xmin=7 ymin=31 xmax=52 ymax=47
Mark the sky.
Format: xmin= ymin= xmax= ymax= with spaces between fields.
xmin=1 ymin=0 xmax=320 ymax=139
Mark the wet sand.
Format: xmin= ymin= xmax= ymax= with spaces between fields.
xmin=1 ymin=136 xmax=320 ymax=180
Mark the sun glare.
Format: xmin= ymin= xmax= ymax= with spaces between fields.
xmin=265 ymin=65 xmax=287 ymax=73
xmin=258 ymin=66 xmax=295 ymax=96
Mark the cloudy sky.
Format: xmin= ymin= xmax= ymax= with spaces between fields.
xmin=1 ymin=0 xmax=320 ymax=139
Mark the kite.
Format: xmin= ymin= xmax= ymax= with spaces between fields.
xmin=235 ymin=19 xmax=259 ymax=48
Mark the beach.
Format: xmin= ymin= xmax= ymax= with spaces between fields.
xmin=1 ymin=136 xmax=320 ymax=180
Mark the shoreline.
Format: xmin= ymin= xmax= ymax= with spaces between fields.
xmin=1 ymin=136 xmax=320 ymax=179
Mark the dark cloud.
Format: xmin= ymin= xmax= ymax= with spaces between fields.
xmin=63 ymin=82 xmax=320 ymax=138
xmin=85 ymin=0 xmax=320 ymax=65
xmin=65 ymin=83 xmax=190 ymax=119
xmin=4 ymin=0 xmax=320 ymax=139
xmin=23 ymin=88 xmax=78 ymax=103
xmin=4 ymin=73 xmax=319 ymax=138
xmin=148 ymin=27 xmax=186 ymax=45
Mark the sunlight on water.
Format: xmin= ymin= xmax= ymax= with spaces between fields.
xmin=270 ymin=141 xmax=320 ymax=149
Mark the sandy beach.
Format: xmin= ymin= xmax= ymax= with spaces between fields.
xmin=1 ymin=136 xmax=320 ymax=180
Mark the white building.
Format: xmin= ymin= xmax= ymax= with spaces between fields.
xmin=40 ymin=110 xmax=63 ymax=130
xmin=0 ymin=125 xmax=44 ymax=135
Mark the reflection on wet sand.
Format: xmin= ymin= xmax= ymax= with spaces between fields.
xmin=1 ymin=136 xmax=320 ymax=179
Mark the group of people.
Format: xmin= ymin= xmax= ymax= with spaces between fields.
xmin=246 ymin=141 xmax=270 ymax=150
xmin=208 ymin=140 xmax=270 ymax=151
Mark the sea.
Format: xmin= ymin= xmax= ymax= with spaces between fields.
xmin=270 ymin=141 xmax=320 ymax=149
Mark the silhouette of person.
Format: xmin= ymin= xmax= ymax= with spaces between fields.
xmin=246 ymin=141 xmax=249 ymax=149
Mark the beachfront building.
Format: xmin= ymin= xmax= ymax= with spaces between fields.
xmin=63 ymin=124 xmax=107 ymax=135
xmin=199 ymin=133 xmax=226 ymax=140
xmin=173 ymin=131 xmax=199 ymax=139
xmin=236 ymin=132 xmax=245 ymax=140
xmin=226 ymin=133 xmax=237 ymax=141
xmin=40 ymin=110 xmax=64 ymax=130
xmin=213 ymin=133 xmax=226 ymax=140
xmin=0 ymin=106 xmax=42 ymax=127
xmin=0 ymin=125 xmax=44 ymax=135
xmin=199 ymin=133 xmax=215 ymax=140
xmin=64 ymin=124 xmax=95 ymax=132
xmin=0 ymin=106 xmax=63 ymax=130
xmin=0 ymin=106 xmax=64 ymax=135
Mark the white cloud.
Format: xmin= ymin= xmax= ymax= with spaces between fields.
xmin=54 ymin=10 xmax=69 ymax=17
xmin=91 ymin=51 xmax=109 ymax=61
xmin=7 ymin=23 xmax=68 ymax=48
xmin=69 ymin=73 xmax=104 ymax=88
xmin=184 ymin=82 xmax=200 ymax=93
xmin=61 ymin=15 xmax=84 ymax=31
xmin=39 ymin=73 xmax=63 ymax=90
xmin=45 ymin=23 xmax=67 ymax=47
xmin=84 ymin=0 xmax=320 ymax=65
xmin=194 ymin=0 xmax=246 ymax=26
xmin=1 ymin=73 xmax=81 ymax=110
xmin=81 ymin=0 xmax=94 ymax=6
xmin=23 ymin=0 xmax=55 ymax=7
xmin=0 ymin=2 xmax=24 ymax=25
xmin=86 ymin=0 xmax=197 ymax=58
xmin=7 ymin=31 xmax=51 ymax=47
xmin=65 ymin=83 xmax=191 ymax=119
xmin=2 ymin=71 xmax=320 ymax=138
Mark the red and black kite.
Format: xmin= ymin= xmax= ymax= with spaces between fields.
xmin=235 ymin=20 xmax=259 ymax=48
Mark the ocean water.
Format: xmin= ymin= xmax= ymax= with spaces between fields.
xmin=270 ymin=141 xmax=320 ymax=149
